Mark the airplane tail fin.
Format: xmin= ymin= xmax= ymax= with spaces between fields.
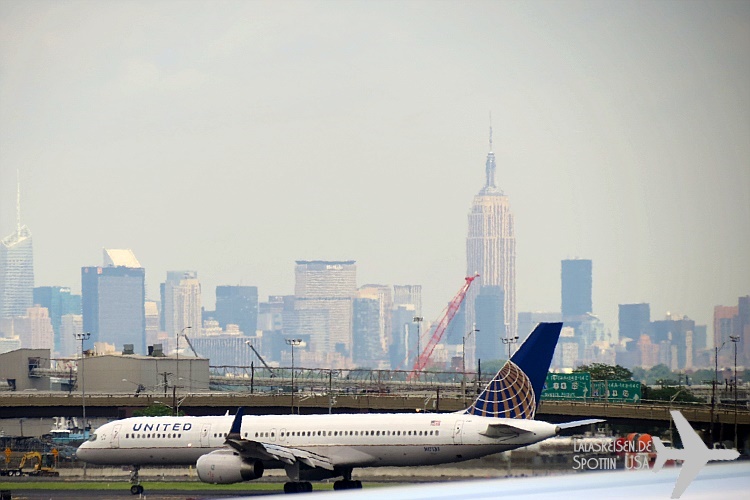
xmin=652 ymin=436 xmax=668 ymax=472
xmin=226 ymin=407 xmax=245 ymax=441
xmin=464 ymin=322 xmax=562 ymax=419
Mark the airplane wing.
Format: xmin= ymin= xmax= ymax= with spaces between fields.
xmin=669 ymin=410 xmax=709 ymax=499
xmin=670 ymin=410 xmax=706 ymax=451
xmin=225 ymin=437 xmax=335 ymax=471
xmin=223 ymin=407 xmax=334 ymax=471
xmin=479 ymin=422 xmax=533 ymax=439
xmin=480 ymin=418 xmax=604 ymax=439
xmin=671 ymin=456 xmax=708 ymax=499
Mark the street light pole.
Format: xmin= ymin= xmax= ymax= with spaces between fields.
xmin=285 ymin=339 xmax=302 ymax=415
xmin=668 ymin=387 xmax=687 ymax=446
xmin=730 ymin=335 xmax=740 ymax=450
xmin=462 ymin=325 xmax=479 ymax=407
xmin=502 ymin=335 xmax=519 ymax=361
xmin=711 ymin=341 xmax=727 ymax=445
xmin=175 ymin=326 xmax=192 ymax=416
xmin=74 ymin=332 xmax=91 ymax=436
xmin=328 ymin=369 xmax=339 ymax=414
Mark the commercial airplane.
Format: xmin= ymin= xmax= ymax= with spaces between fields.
xmin=77 ymin=322 xmax=601 ymax=495
xmin=652 ymin=410 xmax=740 ymax=498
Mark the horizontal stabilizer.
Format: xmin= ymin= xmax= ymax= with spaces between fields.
xmin=480 ymin=422 xmax=533 ymax=439
xmin=557 ymin=418 xmax=605 ymax=430
xmin=651 ymin=437 xmax=668 ymax=472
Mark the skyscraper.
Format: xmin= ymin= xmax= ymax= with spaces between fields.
xmin=294 ymin=260 xmax=356 ymax=356
xmin=713 ymin=295 xmax=750 ymax=368
xmin=352 ymin=293 xmax=385 ymax=368
xmin=392 ymin=285 xmax=422 ymax=318
xmin=0 ymin=178 xmax=34 ymax=319
xmin=739 ymin=296 xmax=750 ymax=369
xmin=618 ymin=303 xmax=651 ymax=342
xmin=81 ymin=249 xmax=146 ymax=353
xmin=162 ymin=271 xmax=202 ymax=339
xmin=59 ymin=313 xmax=83 ymax=358
xmin=391 ymin=285 xmax=422 ymax=369
xmin=358 ymin=284 xmax=392 ymax=360
xmin=215 ymin=285 xmax=259 ymax=337
xmin=561 ymin=259 xmax=592 ymax=318
xmin=390 ymin=303 xmax=418 ymax=370
xmin=33 ymin=286 xmax=81 ymax=354
xmin=11 ymin=305 xmax=54 ymax=351
xmin=466 ymin=127 xmax=516 ymax=343
xmin=144 ymin=300 xmax=161 ymax=348
xmin=474 ymin=285 xmax=505 ymax=361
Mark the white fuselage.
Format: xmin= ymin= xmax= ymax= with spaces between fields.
xmin=77 ymin=412 xmax=557 ymax=468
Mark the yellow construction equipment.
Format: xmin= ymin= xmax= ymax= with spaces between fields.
xmin=1 ymin=450 xmax=59 ymax=477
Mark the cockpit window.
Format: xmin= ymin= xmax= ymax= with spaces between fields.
xmin=88 ymin=433 xmax=97 ymax=442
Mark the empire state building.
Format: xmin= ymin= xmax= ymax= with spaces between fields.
xmin=0 ymin=177 xmax=34 ymax=319
xmin=466 ymin=129 xmax=517 ymax=347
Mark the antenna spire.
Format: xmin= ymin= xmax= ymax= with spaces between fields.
xmin=16 ymin=169 xmax=21 ymax=233
xmin=483 ymin=113 xmax=497 ymax=192
xmin=489 ymin=111 xmax=493 ymax=152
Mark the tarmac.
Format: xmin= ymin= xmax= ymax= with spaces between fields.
xmin=0 ymin=462 xmax=556 ymax=500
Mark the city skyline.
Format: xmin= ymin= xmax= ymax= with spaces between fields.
xmin=1 ymin=1 xmax=748 ymax=335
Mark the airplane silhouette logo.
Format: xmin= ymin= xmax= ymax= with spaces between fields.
xmin=652 ymin=410 xmax=740 ymax=498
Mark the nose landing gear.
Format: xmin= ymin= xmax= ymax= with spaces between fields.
xmin=129 ymin=466 xmax=143 ymax=495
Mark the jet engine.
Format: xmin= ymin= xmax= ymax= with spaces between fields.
xmin=196 ymin=450 xmax=264 ymax=484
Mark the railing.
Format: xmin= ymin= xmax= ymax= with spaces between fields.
xmin=209 ymin=365 xmax=482 ymax=395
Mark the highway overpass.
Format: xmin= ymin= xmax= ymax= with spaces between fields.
xmin=1 ymin=392 xmax=748 ymax=427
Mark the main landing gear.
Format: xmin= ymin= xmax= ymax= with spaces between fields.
xmin=333 ymin=468 xmax=362 ymax=490
xmin=283 ymin=481 xmax=313 ymax=493
xmin=129 ymin=465 xmax=144 ymax=495
xmin=282 ymin=480 xmax=362 ymax=493
xmin=333 ymin=479 xmax=362 ymax=490
xmin=282 ymin=464 xmax=362 ymax=493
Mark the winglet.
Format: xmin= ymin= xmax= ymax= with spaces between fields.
xmin=227 ymin=407 xmax=245 ymax=441
xmin=652 ymin=436 xmax=668 ymax=472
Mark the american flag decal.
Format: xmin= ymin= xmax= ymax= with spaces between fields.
xmin=430 ymin=420 xmax=441 ymax=426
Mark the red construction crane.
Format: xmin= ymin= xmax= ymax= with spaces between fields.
xmin=411 ymin=274 xmax=479 ymax=373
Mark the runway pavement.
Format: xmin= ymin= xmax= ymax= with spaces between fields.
xmin=0 ymin=489 xmax=277 ymax=500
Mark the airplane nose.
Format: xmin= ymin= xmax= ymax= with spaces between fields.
xmin=76 ymin=442 xmax=91 ymax=461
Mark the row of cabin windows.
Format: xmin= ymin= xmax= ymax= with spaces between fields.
xmin=124 ymin=433 xmax=183 ymax=439
xmin=246 ymin=429 xmax=440 ymax=439
xmin=124 ymin=430 xmax=439 ymax=440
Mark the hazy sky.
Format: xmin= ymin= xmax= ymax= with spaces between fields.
xmin=1 ymin=0 xmax=748 ymax=338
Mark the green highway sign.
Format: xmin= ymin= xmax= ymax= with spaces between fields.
xmin=591 ymin=380 xmax=642 ymax=403
xmin=541 ymin=373 xmax=591 ymax=400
